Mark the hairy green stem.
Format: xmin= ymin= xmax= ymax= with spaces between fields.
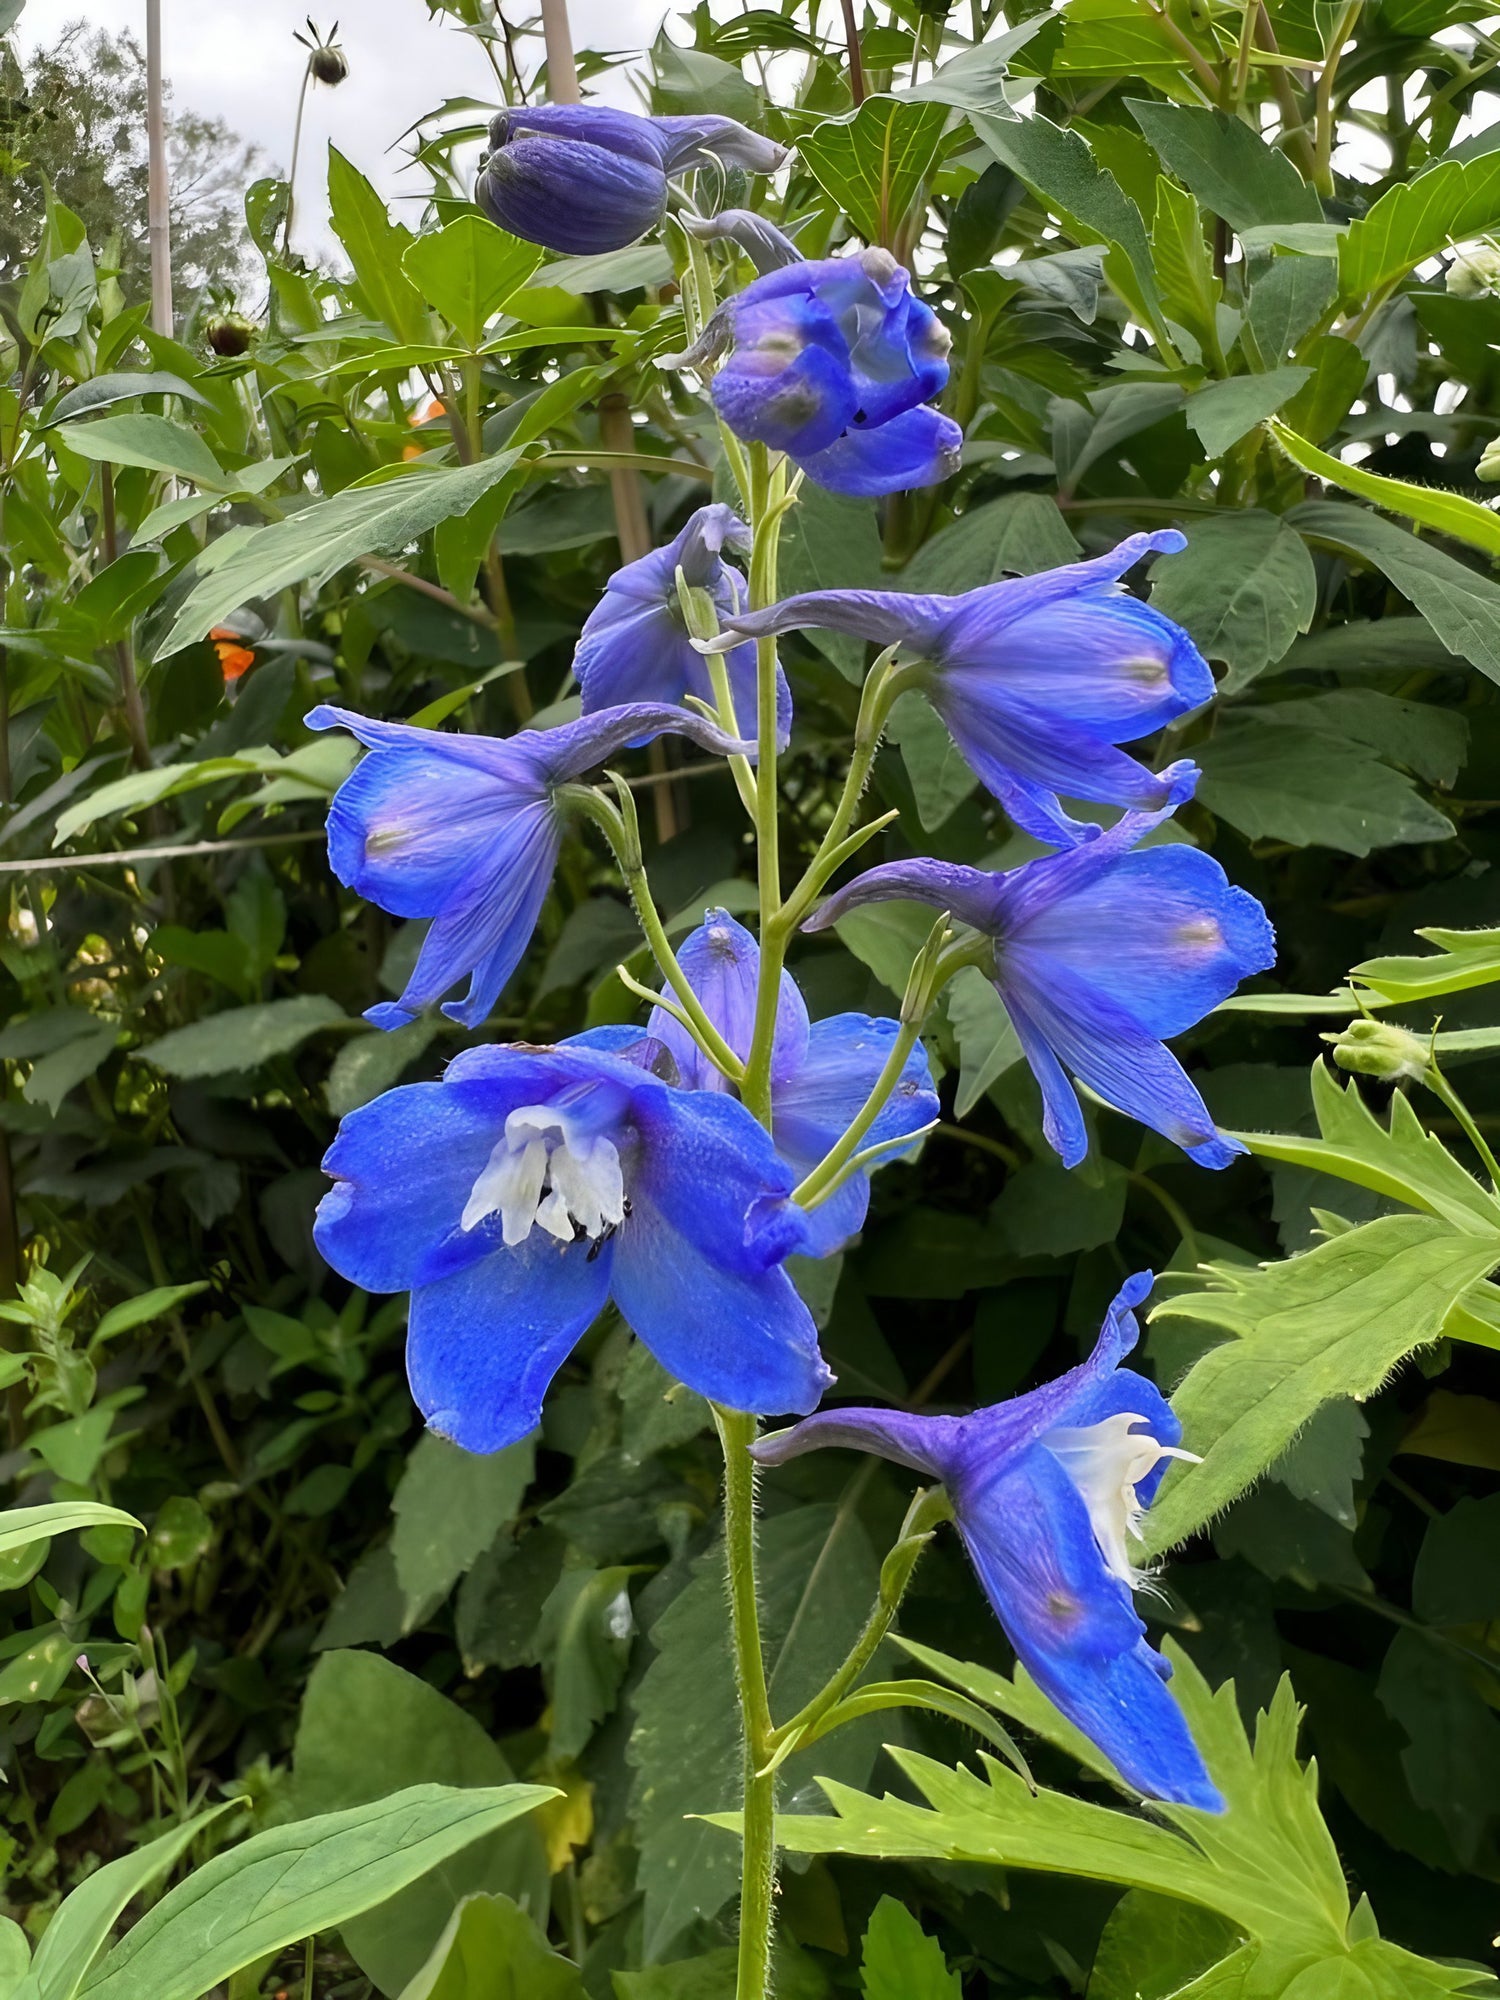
xmin=714 ymin=1405 xmax=778 ymax=2000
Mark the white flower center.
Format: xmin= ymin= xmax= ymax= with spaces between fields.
xmin=1043 ymin=1412 xmax=1198 ymax=1588
xmin=461 ymin=1103 xmax=626 ymax=1248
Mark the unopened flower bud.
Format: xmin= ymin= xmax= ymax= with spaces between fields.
xmin=1325 ymin=1017 xmax=1431 ymax=1083
xmin=310 ymin=41 xmax=348 ymax=85
xmin=206 ymin=312 xmax=255 ymax=358
xmin=1479 ymin=434 xmax=1500 ymax=484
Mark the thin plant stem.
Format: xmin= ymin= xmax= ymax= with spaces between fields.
xmin=1425 ymin=1066 xmax=1500 ymax=1190
xmin=713 ymin=1405 xmax=777 ymax=2000
xmin=840 ymin=0 xmax=867 ymax=103
xmin=282 ymin=55 xmax=316 ymax=257
xmin=740 ymin=446 xmax=791 ymax=1124
xmin=145 ymin=0 xmax=173 ymax=334
xmin=1313 ymin=0 xmax=1363 ymax=195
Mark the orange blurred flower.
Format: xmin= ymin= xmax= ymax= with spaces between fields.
xmin=210 ymin=626 xmax=256 ymax=682
xmin=403 ymin=396 xmax=448 ymax=460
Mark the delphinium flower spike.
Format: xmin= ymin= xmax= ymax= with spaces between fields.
xmin=316 ymin=1038 xmax=831 ymax=1453
xmin=306 ymin=701 xmax=753 ymax=1031
xmin=752 ymin=1271 xmax=1223 ymax=1810
xmin=718 ymin=532 xmax=1212 ymax=848
xmin=806 ymin=769 xmax=1275 ymax=1168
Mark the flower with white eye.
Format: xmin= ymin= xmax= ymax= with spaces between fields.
xmin=315 ymin=1040 xmax=831 ymax=1455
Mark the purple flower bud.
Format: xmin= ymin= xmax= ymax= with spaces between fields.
xmin=475 ymin=105 xmax=785 ymax=257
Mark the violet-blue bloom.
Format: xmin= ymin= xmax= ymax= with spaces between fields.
xmin=751 ymin=1271 xmax=1223 ymax=1811
xmin=315 ymin=1039 xmax=831 ymax=1453
xmin=307 ymin=701 xmax=751 ymax=1032
xmin=674 ymin=249 xmax=962 ymax=497
xmin=620 ymin=909 xmax=937 ymax=1255
xmin=807 ymin=768 xmax=1275 ymax=1169
xmin=475 ymin=104 xmax=785 ymax=256
xmin=573 ymin=505 xmax=789 ymax=745
xmin=719 ymin=532 xmax=1213 ymax=848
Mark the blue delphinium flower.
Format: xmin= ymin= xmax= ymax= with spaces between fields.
xmin=475 ymin=105 xmax=786 ymax=256
xmin=719 ymin=532 xmax=1213 ymax=848
xmin=315 ymin=1038 xmax=832 ymax=1452
xmin=307 ymin=701 xmax=751 ymax=1032
xmin=592 ymin=908 xmax=938 ymax=1255
xmin=807 ymin=770 xmax=1275 ymax=1168
xmin=751 ymin=1270 xmax=1223 ymax=1811
xmin=573 ymin=504 xmax=789 ymax=745
xmin=672 ymin=249 xmax=962 ymax=497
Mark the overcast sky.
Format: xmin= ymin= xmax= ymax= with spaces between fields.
xmin=16 ymin=0 xmax=668 ymax=254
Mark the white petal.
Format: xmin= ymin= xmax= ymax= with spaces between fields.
xmin=1044 ymin=1412 xmax=1194 ymax=1588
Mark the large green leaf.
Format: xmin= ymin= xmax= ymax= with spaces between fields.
xmin=291 ymin=1653 xmax=551 ymax=1997
xmin=798 ymin=96 xmax=951 ymax=248
xmin=156 ymin=452 xmax=522 ymax=659
xmin=1149 ymin=511 xmax=1316 ymax=688
xmin=1126 ymin=101 xmax=1321 ymax=231
xmin=1193 ymin=709 xmax=1454 ymax=854
xmin=139 ymin=996 xmax=347 ymax=1079
xmin=390 ymin=1431 xmax=535 ymax=1618
xmin=22 ymin=1809 xmax=240 ymax=2000
xmin=78 ymin=1785 xmax=554 ymax=2000
xmin=860 ymin=1897 xmax=960 ymax=2000
xmin=1147 ymin=1214 xmax=1500 ymax=1550
xmin=1291 ymin=500 xmax=1500 ymax=683
xmin=54 ymin=415 xmax=229 ymax=489
xmin=898 ymin=492 xmax=1079 ymax=592
xmin=1271 ymin=419 xmax=1500 ymax=560
xmin=1339 ymin=154 xmax=1500 ymax=301
xmin=1186 ymin=370 xmax=1311 ymax=457
xmin=327 ymin=147 xmax=431 ymax=344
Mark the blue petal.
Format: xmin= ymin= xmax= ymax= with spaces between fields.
xmin=955 ymin=1445 xmax=1222 ymax=1809
xmin=489 ymin=104 xmax=670 ymax=165
xmin=408 ymin=1234 xmax=613 ymax=1453
xmin=1004 ymin=994 xmax=1092 ymax=1170
xmin=652 ymin=115 xmax=787 ymax=175
xmin=803 ymin=856 xmax=1004 ymax=941
xmin=772 ymin=1014 xmax=907 ymax=1164
xmin=712 ymin=295 xmax=858 ymax=455
xmin=927 ymin=688 xmax=1189 ymax=848
xmin=648 ymin=910 xmax=809 ymax=1092
xmin=628 ymin=1081 xmax=808 ymax=1275
xmin=751 ymin=1403 xmax=963 ymax=1476
xmin=1005 ymin=971 xmax=1241 ymax=1169
xmin=611 ymin=1202 xmax=830 ymax=1416
xmin=796 ymin=405 xmax=962 ymax=498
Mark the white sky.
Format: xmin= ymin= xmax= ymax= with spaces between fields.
xmin=16 ymin=0 xmax=667 ymax=254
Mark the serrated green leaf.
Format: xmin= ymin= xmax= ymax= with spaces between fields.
xmin=1152 ymin=180 xmax=1222 ymax=363
xmin=1147 ymin=1214 xmax=1500 ymax=1549
xmin=1187 ymin=369 xmax=1311 ymax=458
xmin=402 ymin=217 xmax=543 ymax=349
xmin=1194 ymin=709 xmax=1454 ymax=854
xmin=327 ymin=148 xmax=431 ymax=345
xmin=1353 ymin=924 xmax=1500 ymax=1001
xmin=898 ymin=492 xmax=1080 ymax=593
xmin=1234 ymin=1062 xmax=1500 ymax=1234
xmin=860 ymin=1897 xmax=960 ymax=2000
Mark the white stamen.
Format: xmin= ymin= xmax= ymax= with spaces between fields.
xmin=1044 ymin=1412 xmax=1199 ymax=1588
xmin=461 ymin=1104 xmax=626 ymax=1247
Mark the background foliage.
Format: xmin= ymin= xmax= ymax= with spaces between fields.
xmin=1 ymin=0 xmax=1500 ymax=1994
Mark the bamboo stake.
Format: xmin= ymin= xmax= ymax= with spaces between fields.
xmin=146 ymin=0 xmax=174 ymax=335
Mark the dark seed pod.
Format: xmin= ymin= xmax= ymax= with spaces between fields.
xmin=206 ymin=312 xmax=256 ymax=357
xmin=309 ymin=42 xmax=348 ymax=85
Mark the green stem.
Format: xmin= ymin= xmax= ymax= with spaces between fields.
xmin=1426 ymin=1065 xmax=1500 ymax=1190
xmin=1313 ymin=0 xmax=1363 ymax=195
xmin=714 ymin=1405 xmax=777 ymax=2000
xmin=740 ymin=445 xmax=792 ymax=1124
